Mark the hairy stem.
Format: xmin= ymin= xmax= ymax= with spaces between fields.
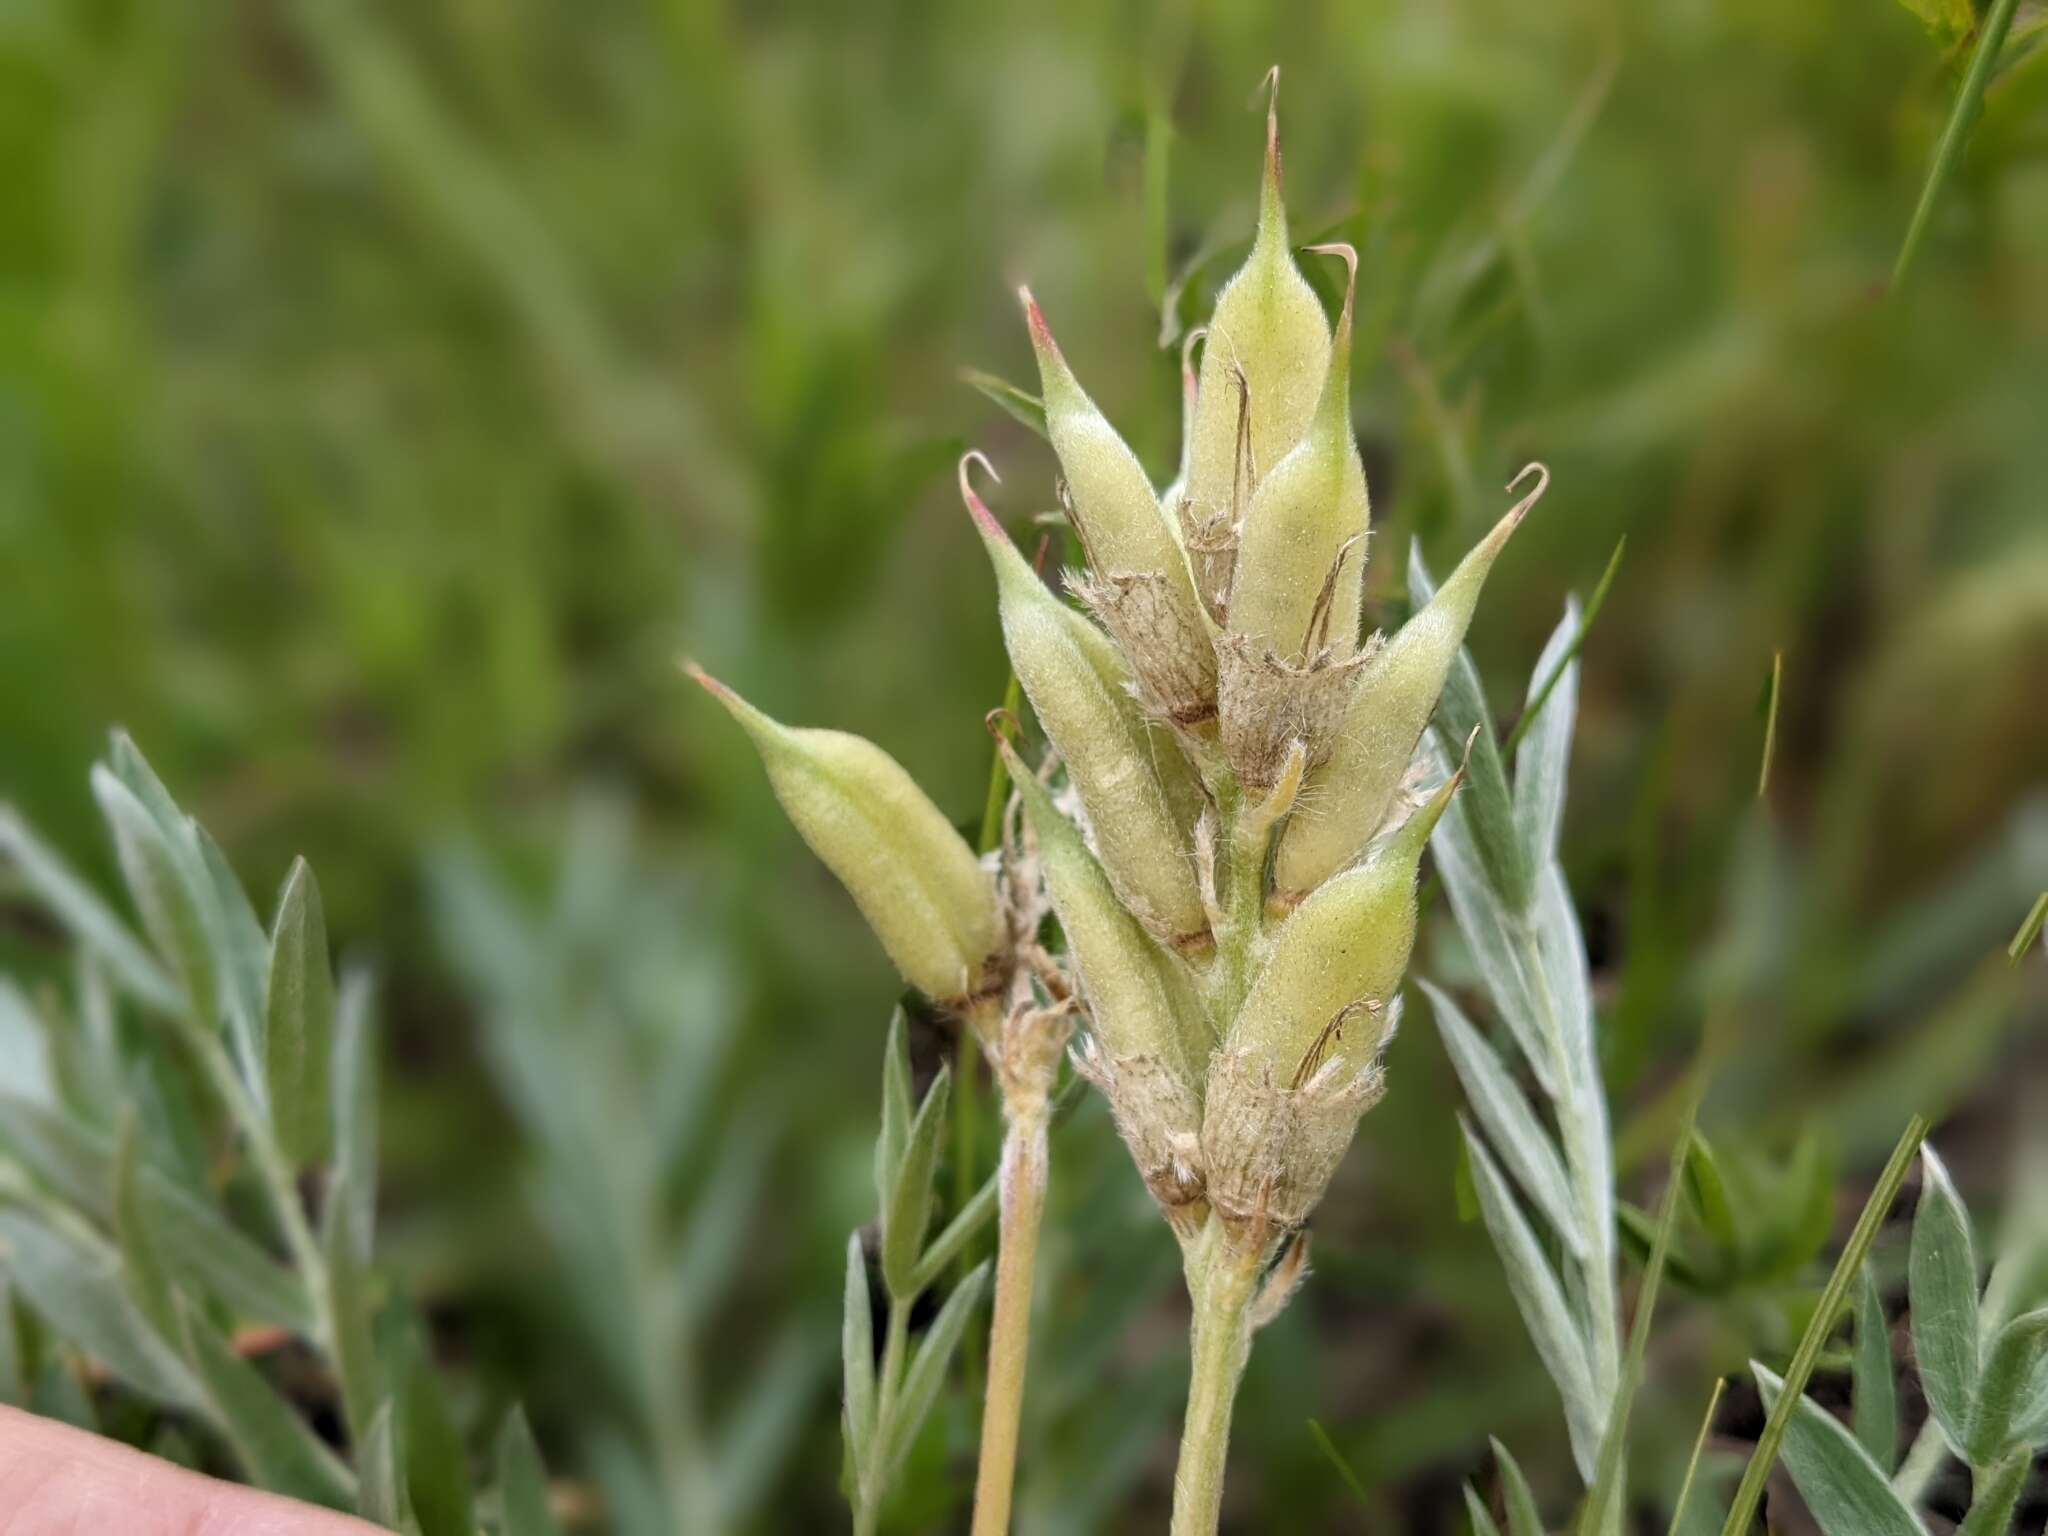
xmin=1169 ymin=1230 xmax=1262 ymax=1536
xmin=970 ymin=1094 xmax=1050 ymax=1536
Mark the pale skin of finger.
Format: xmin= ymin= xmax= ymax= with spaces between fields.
xmin=0 ymin=1406 xmax=383 ymax=1536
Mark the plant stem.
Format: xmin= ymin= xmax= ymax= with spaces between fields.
xmin=1169 ymin=1232 xmax=1262 ymax=1536
xmin=1892 ymin=0 xmax=2024 ymax=292
xmin=181 ymin=1020 xmax=334 ymax=1354
xmin=969 ymin=1093 xmax=1050 ymax=1536
xmin=1891 ymin=1418 xmax=1946 ymax=1505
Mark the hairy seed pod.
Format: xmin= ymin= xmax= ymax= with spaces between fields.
xmin=1227 ymin=245 xmax=1367 ymax=664
xmin=1056 ymin=598 xmax=1208 ymax=832
xmin=962 ymin=469 xmax=1212 ymax=952
xmin=1182 ymin=78 xmax=1332 ymax=535
xmin=1231 ymin=766 xmax=1461 ymax=1079
xmin=1270 ymin=476 xmax=1539 ymax=905
xmin=998 ymin=741 xmax=1193 ymax=1077
xmin=1022 ymin=291 xmax=1192 ymax=585
xmin=688 ymin=665 xmax=999 ymax=1004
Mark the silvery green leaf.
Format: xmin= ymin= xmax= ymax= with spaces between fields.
xmin=403 ymin=1345 xmax=476 ymax=1536
xmin=1908 ymin=1145 xmax=1979 ymax=1455
xmin=357 ymin=1398 xmax=411 ymax=1527
xmin=1955 ymin=1448 xmax=2029 ymax=1536
xmin=1423 ymin=735 xmax=1554 ymax=1095
xmin=496 ymin=1407 xmax=564 ymax=1536
xmin=886 ymin=1258 xmax=989 ymax=1473
xmin=1461 ymin=1122 xmax=1602 ymax=1477
xmin=0 ymin=1273 xmax=23 ymax=1404
xmin=196 ymin=823 xmax=270 ymax=1077
xmin=0 ymin=1210 xmax=197 ymax=1408
xmin=1512 ymin=598 xmax=1579 ymax=870
xmin=881 ymin=1066 xmax=950 ymax=1301
xmin=1532 ymin=863 xmax=1612 ymax=1244
xmin=1488 ymin=1437 xmax=1543 ymax=1536
xmin=1461 ymin=1484 xmax=1503 ymax=1536
xmin=91 ymin=767 xmax=220 ymax=1032
xmin=714 ymin=1324 xmax=817 ymax=1524
xmin=1967 ymin=1305 xmax=2048 ymax=1464
xmin=1422 ymin=980 xmax=1583 ymax=1258
xmin=266 ymin=858 xmax=335 ymax=1167
xmin=1410 ymin=542 xmax=1529 ymax=909
xmin=0 ymin=1089 xmax=116 ymax=1216
xmin=178 ymin=1294 xmax=355 ymax=1508
xmin=111 ymin=1116 xmax=177 ymax=1341
xmin=0 ymin=1091 xmax=309 ymax=1331
xmin=1752 ymin=1363 xmax=1927 ymax=1536
xmin=330 ymin=967 xmax=380 ymax=1266
xmin=1853 ymin=1263 xmax=1898 ymax=1473
xmin=324 ymin=1180 xmax=383 ymax=1443
xmin=672 ymin=1110 xmax=773 ymax=1332
xmin=875 ymin=1008 xmax=913 ymax=1212
xmin=0 ymin=808 xmax=179 ymax=1014
xmin=841 ymin=1232 xmax=877 ymax=1460
xmin=2011 ymin=1333 xmax=2048 ymax=1446
xmin=0 ymin=981 xmax=53 ymax=1104
xmin=909 ymin=1169 xmax=999 ymax=1295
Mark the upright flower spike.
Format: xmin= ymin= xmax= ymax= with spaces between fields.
xmin=1023 ymin=292 xmax=1219 ymax=729
xmin=1227 ymin=244 xmax=1369 ymax=664
xmin=1180 ymin=72 xmax=1332 ymax=538
xmin=1271 ymin=466 xmax=1546 ymax=907
xmin=687 ymin=665 xmax=1001 ymax=1006
xmin=960 ymin=460 xmax=1212 ymax=953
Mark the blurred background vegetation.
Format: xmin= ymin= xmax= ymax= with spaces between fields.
xmin=2 ymin=0 xmax=2044 ymax=1530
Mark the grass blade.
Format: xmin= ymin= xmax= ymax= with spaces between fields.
xmin=1666 ymin=1377 xmax=1726 ymax=1536
xmin=1717 ymin=1113 xmax=1928 ymax=1536
xmin=1892 ymin=0 xmax=2026 ymax=291
xmin=1306 ymin=1418 xmax=1371 ymax=1507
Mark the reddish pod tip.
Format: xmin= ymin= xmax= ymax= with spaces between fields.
xmin=680 ymin=657 xmax=732 ymax=703
xmin=1018 ymin=285 xmax=1057 ymax=354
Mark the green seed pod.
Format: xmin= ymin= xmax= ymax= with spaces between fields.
xmin=1227 ymin=245 xmax=1367 ymax=664
xmin=1182 ymin=78 xmax=1332 ymax=534
xmin=962 ymin=464 xmax=1211 ymax=952
xmin=998 ymin=740 xmax=1190 ymax=1076
xmin=1231 ymin=765 xmax=1462 ymax=1080
xmin=1271 ymin=471 xmax=1542 ymax=905
xmin=1055 ymin=594 xmax=1208 ymax=834
xmin=1022 ymin=290 xmax=1190 ymax=587
xmin=688 ymin=665 xmax=999 ymax=1003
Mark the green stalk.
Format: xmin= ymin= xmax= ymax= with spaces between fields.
xmin=178 ymin=1019 xmax=333 ymax=1356
xmin=1718 ymin=1115 xmax=1930 ymax=1536
xmin=1893 ymin=0 xmax=2024 ymax=291
xmin=1169 ymin=1231 xmax=1263 ymax=1536
xmin=969 ymin=1095 xmax=1050 ymax=1536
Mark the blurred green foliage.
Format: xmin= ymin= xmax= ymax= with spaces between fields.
xmin=2 ymin=0 xmax=2044 ymax=1529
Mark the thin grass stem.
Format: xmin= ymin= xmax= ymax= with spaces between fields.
xmin=1892 ymin=0 xmax=2024 ymax=291
xmin=1717 ymin=1114 xmax=1930 ymax=1536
